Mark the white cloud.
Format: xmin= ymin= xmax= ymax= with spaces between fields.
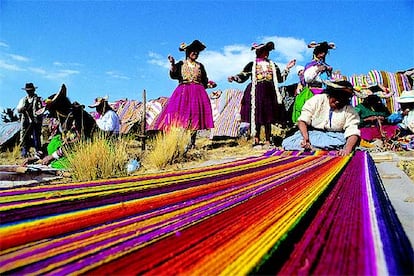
xmin=8 ymin=54 xmax=30 ymax=62
xmin=0 ymin=60 xmax=25 ymax=71
xmin=53 ymin=61 xmax=83 ymax=67
xmin=46 ymin=69 xmax=80 ymax=79
xmin=28 ymin=67 xmax=80 ymax=79
xmin=147 ymin=51 xmax=169 ymax=68
xmin=261 ymin=36 xmax=309 ymax=63
xmin=0 ymin=42 xmax=9 ymax=48
xmin=148 ymin=37 xmax=309 ymax=83
xmin=106 ymin=71 xmax=130 ymax=80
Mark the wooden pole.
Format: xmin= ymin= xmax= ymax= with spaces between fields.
xmin=141 ymin=89 xmax=146 ymax=150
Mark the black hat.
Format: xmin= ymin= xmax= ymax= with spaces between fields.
xmin=324 ymin=80 xmax=356 ymax=100
xmin=308 ymin=41 xmax=336 ymax=54
xmin=251 ymin=41 xmax=275 ymax=51
xmin=22 ymin=82 xmax=37 ymax=91
xmin=179 ymin=40 xmax=206 ymax=52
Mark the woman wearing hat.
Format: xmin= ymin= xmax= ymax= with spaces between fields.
xmin=16 ymin=82 xmax=44 ymax=157
xmin=228 ymin=41 xmax=296 ymax=147
xmin=397 ymin=89 xmax=414 ymax=136
xmin=292 ymin=41 xmax=335 ymax=124
xmin=303 ymin=41 xmax=335 ymax=92
xmin=282 ymin=80 xmax=361 ymax=156
xmin=89 ymin=97 xmax=120 ymax=136
xmin=354 ymin=94 xmax=398 ymax=142
xmin=152 ymin=39 xmax=216 ymax=148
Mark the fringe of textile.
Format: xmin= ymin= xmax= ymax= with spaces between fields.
xmin=0 ymin=151 xmax=412 ymax=275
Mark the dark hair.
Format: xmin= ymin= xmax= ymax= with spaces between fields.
xmin=325 ymin=80 xmax=354 ymax=103
xmin=313 ymin=42 xmax=330 ymax=56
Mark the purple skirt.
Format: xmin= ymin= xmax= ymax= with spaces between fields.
xmin=153 ymin=83 xmax=214 ymax=131
xmin=240 ymin=81 xmax=285 ymax=124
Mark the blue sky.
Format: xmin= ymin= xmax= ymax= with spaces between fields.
xmin=1 ymin=0 xmax=413 ymax=113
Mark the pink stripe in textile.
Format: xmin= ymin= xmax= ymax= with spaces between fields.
xmin=277 ymin=151 xmax=378 ymax=275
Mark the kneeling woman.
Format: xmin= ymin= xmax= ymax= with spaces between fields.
xmin=282 ymin=80 xmax=360 ymax=156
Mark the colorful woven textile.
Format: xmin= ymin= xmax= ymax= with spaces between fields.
xmin=109 ymin=97 xmax=169 ymax=134
xmin=210 ymin=89 xmax=243 ymax=138
xmin=348 ymin=70 xmax=412 ymax=113
xmin=0 ymin=151 xmax=412 ymax=275
xmin=0 ymin=122 xmax=20 ymax=146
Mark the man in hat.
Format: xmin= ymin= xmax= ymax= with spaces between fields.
xmin=282 ymin=80 xmax=361 ymax=156
xmin=16 ymin=82 xmax=44 ymax=157
xmin=89 ymin=97 xmax=120 ymax=135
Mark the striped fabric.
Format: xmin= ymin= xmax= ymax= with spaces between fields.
xmin=348 ymin=70 xmax=412 ymax=113
xmin=0 ymin=151 xmax=412 ymax=275
xmin=210 ymin=89 xmax=244 ymax=138
xmin=110 ymin=97 xmax=169 ymax=133
xmin=146 ymin=97 xmax=169 ymax=130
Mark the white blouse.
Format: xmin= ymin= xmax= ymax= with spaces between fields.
xmin=298 ymin=94 xmax=361 ymax=138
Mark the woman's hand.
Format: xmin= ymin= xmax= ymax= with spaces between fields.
xmin=41 ymin=155 xmax=54 ymax=166
xmin=286 ymin=59 xmax=296 ymax=70
xmin=168 ymin=55 xmax=175 ymax=65
xmin=300 ymin=139 xmax=312 ymax=150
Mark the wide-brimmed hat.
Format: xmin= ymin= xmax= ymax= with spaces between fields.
xmin=21 ymin=82 xmax=37 ymax=91
xmin=251 ymin=41 xmax=275 ymax=51
xmin=35 ymin=84 xmax=67 ymax=115
xmin=296 ymin=65 xmax=305 ymax=75
xmin=88 ymin=96 xmax=108 ymax=108
xmin=179 ymin=40 xmax=206 ymax=52
xmin=308 ymin=41 xmax=335 ymax=54
xmin=397 ymin=89 xmax=414 ymax=103
xmin=324 ymin=80 xmax=356 ymax=100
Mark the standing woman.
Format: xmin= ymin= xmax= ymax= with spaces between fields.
xmin=153 ymin=39 xmax=216 ymax=147
xmin=303 ymin=41 xmax=336 ymax=94
xmin=228 ymin=41 xmax=295 ymax=146
xmin=292 ymin=41 xmax=335 ymax=123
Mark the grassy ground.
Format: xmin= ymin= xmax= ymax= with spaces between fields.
xmin=1 ymin=135 xmax=413 ymax=183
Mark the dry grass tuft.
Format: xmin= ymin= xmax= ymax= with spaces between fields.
xmin=399 ymin=160 xmax=414 ymax=181
xmin=143 ymin=127 xmax=192 ymax=170
xmin=0 ymin=144 xmax=23 ymax=165
xmin=64 ymin=134 xmax=130 ymax=181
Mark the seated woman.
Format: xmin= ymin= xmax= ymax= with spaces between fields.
xmin=354 ymin=94 xmax=398 ymax=142
xmin=89 ymin=97 xmax=120 ymax=136
xmin=282 ymin=80 xmax=360 ymax=156
xmin=396 ymin=89 xmax=414 ymax=136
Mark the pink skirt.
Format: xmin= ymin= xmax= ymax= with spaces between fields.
xmin=359 ymin=125 xmax=399 ymax=141
xmin=152 ymin=83 xmax=214 ymax=131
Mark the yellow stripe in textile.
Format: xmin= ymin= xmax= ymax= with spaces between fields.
xmin=74 ymin=155 xmax=327 ymax=274
xmin=0 ymin=155 xmax=278 ymax=207
xmin=217 ymin=157 xmax=350 ymax=275
xmin=0 ymin=155 xmax=312 ymax=250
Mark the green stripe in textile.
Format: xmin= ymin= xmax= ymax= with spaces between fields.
xmin=0 ymin=150 xmax=412 ymax=275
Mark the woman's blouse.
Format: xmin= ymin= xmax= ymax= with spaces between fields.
xmin=170 ymin=60 xmax=209 ymax=88
xmin=298 ymin=94 xmax=361 ymax=138
xmin=354 ymin=103 xmax=391 ymax=127
xmin=232 ymin=59 xmax=288 ymax=84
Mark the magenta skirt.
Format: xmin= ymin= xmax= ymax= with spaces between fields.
xmin=359 ymin=125 xmax=399 ymax=141
xmin=152 ymin=83 xmax=214 ymax=131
